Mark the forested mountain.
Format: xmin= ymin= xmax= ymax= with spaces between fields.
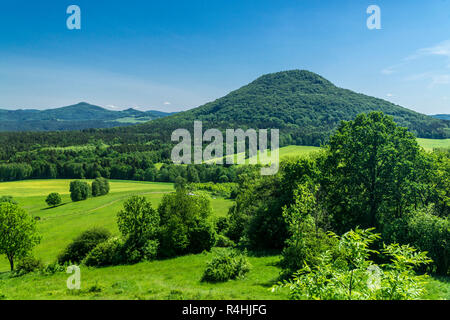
xmin=0 ymin=70 xmax=448 ymax=157
xmin=140 ymin=70 xmax=448 ymax=145
xmin=433 ymin=114 xmax=450 ymax=121
xmin=0 ymin=102 xmax=174 ymax=131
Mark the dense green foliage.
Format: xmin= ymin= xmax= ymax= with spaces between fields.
xmin=226 ymin=112 xmax=449 ymax=278
xmin=91 ymin=177 xmax=110 ymax=197
xmin=201 ymin=248 xmax=251 ymax=283
xmin=83 ymin=237 xmax=126 ymax=267
xmin=117 ymin=196 xmax=160 ymax=263
xmin=15 ymin=256 xmax=43 ymax=276
xmin=383 ymin=205 xmax=450 ymax=275
xmin=320 ymin=112 xmax=430 ymax=232
xmin=274 ymin=229 xmax=431 ymax=300
xmin=57 ymin=227 xmax=111 ymax=264
xmin=45 ymin=192 xmax=61 ymax=207
xmin=158 ymin=189 xmax=216 ymax=257
xmin=0 ymin=202 xmax=41 ymax=270
xmin=69 ymin=180 xmax=91 ymax=202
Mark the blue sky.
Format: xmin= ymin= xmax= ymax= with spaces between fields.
xmin=0 ymin=0 xmax=450 ymax=114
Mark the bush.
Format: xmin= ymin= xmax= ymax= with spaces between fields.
xmin=215 ymin=216 xmax=230 ymax=235
xmin=117 ymin=196 xmax=160 ymax=263
xmin=201 ymin=248 xmax=251 ymax=283
xmin=15 ymin=256 xmax=43 ymax=275
xmin=121 ymin=238 xmax=159 ymax=264
xmin=382 ymin=205 xmax=450 ymax=275
xmin=69 ymin=180 xmax=91 ymax=202
xmin=215 ymin=234 xmax=235 ymax=248
xmin=42 ymin=262 xmax=66 ymax=275
xmin=279 ymin=228 xmax=339 ymax=279
xmin=45 ymin=192 xmax=62 ymax=207
xmin=274 ymin=228 xmax=432 ymax=300
xmin=188 ymin=220 xmax=217 ymax=253
xmin=58 ymin=227 xmax=111 ymax=264
xmin=158 ymin=190 xmax=215 ymax=258
xmin=0 ymin=196 xmax=17 ymax=204
xmin=405 ymin=206 xmax=449 ymax=275
xmin=83 ymin=237 xmax=124 ymax=267
xmin=92 ymin=178 xmax=110 ymax=197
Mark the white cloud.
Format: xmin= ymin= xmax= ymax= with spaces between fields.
xmin=386 ymin=93 xmax=394 ymax=97
xmin=382 ymin=40 xmax=450 ymax=76
xmin=416 ymin=40 xmax=450 ymax=58
xmin=164 ymin=101 xmax=171 ymax=105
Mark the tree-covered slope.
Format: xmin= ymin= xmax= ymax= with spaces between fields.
xmin=0 ymin=102 xmax=174 ymax=131
xmin=141 ymin=70 xmax=448 ymax=145
xmin=0 ymin=70 xmax=448 ymax=154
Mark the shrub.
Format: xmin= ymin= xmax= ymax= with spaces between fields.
xmin=0 ymin=196 xmax=17 ymax=204
xmin=279 ymin=228 xmax=338 ymax=279
xmin=83 ymin=237 xmax=124 ymax=267
xmin=215 ymin=216 xmax=230 ymax=235
xmin=273 ymin=228 xmax=431 ymax=300
xmin=45 ymin=192 xmax=62 ymax=207
xmin=58 ymin=227 xmax=111 ymax=264
xmin=121 ymin=238 xmax=159 ymax=264
xmin=92 ymin=178 xmax=110 ymax=197
xmin=215 ymin=234 xmax=235 ymax=248
xmin=117 ymin=196 xmax=160 ymax=263
xmin=15 ymin=256 xmax=43 ymax=276
xmin=69 ymin=180 xmax=91 ymax=202
xmin=188 ymin=220 xmax=217 ymax=254
xmin=158 ymin=190 xmax=215 ymax=258
xmin=42 ymin=262 xmax=66 ymax=275
xmin=382 ymin=205 xmax=450 ymax=275
xmin=201 ymin=248 xmax=251 ymax=283
xmin=405 ymin=206 xmax=449 ymax=275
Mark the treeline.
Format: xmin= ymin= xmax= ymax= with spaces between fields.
xmin=0 ymin=140 xmax=257 ymax=183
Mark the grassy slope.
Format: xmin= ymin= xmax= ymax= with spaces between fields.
xmin=0 ymin=179 xmax=284 ymax=300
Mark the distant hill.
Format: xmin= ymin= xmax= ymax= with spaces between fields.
xmin=0 ymin=102 xmax=175 ymax=131
xmin=128 ymin=70 xmax=449 ymax=145
xmin=432 ymin=114 xmax=450 ymax=121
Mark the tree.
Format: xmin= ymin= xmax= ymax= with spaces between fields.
xmin=92 ymin=177 xmax=110 ymax=197
xmin=320 ymin=112 xmax=429 ymax=233
xmin=0 ymin=202 xmax=41 ymax=271
xmin=45 ymin=192 xmax=62 ymax=207
xmin=158 ymin=189 xmax=215 ymax=257
xmin=117 ymin=196 xmax=160 ymax=261
xmin=69 ymin=180 xmax=91 ymax=202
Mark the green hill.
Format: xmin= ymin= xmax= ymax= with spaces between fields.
xmin=138 ymin=70 xmax=448 ymax=146
xmin=0 ymin=70 xmax=448 ymax=159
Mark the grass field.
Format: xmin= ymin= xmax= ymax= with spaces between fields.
xmin=0 ymin=179 xmax=286 ymax=300
xmin=417 ymin=138 xmax=450 ymax=151
xmin=0 ymin=180 xmax=232 ymax=271
xmin=203 ymin=139 xmax=449 ymax=165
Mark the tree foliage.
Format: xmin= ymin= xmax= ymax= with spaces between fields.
xmin=0 ymin=203 xmax=41 ymax=271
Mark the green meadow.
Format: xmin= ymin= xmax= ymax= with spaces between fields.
xmin=417 ymin=138 xmax=450 ymax=151
xmin=0 ymin=179 xmax=287 ymax=300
